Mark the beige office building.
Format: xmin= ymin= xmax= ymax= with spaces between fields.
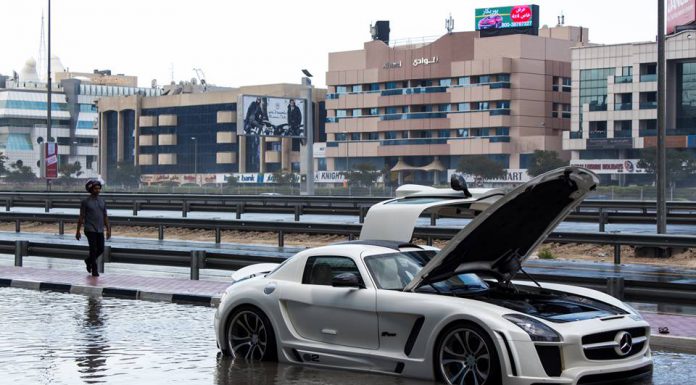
xmin=325 ymin=25 xmax=588 ymax=184
xmin=97 ymin=84 xmax=325 ymax=184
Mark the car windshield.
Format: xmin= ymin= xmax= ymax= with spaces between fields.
xmin=364 ymin=250 xmax=488 ymax=292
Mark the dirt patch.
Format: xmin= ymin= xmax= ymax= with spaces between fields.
xmin=2 ymin=222 xmax=694 ymax=268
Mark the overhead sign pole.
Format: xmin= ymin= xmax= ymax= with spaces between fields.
xmin=657 ymin=0 xmax=667 ymax=234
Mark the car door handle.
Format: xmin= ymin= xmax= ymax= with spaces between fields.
xmin=321 ymin=328 xmax=337 ymax=335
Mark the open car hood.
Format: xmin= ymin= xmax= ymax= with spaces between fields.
xmin=403 ymin=167 xmax=599 ymax=291
xmin=359 ymin=186 xmax=505 ymax=243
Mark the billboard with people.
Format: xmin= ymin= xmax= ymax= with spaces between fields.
xmin=237 ymin=95 xmax=306 ymax=138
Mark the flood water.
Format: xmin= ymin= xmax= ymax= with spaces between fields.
xmin=1 ymin=287 xmax=693 ymax=385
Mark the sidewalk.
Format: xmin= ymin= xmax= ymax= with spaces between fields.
xmin=0 ymin=264 xmax=694 ymax=353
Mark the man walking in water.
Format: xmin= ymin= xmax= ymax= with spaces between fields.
xmin=76 ymin=179 xmax=111 ymax=277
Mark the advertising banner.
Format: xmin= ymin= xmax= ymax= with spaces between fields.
xmin=237 ymin=95 xmax=306 ymax=138
xmin=667 ymin=0 xmax=696 ymax=34
xmin=42 ymin=143 xmax=58 ymax=179
xmin=475 ymin=5 xmax=535 ymax=30
xmin=570 ymin=159 xmax=646 ymax=174
xmin=447 ymin=169 xmax=531 ymax=185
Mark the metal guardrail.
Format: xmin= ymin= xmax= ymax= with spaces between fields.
xmin=2 ymin=193 xmax=696 ymax=229
xmin=2 ymin=212 xmax=694 ymax=264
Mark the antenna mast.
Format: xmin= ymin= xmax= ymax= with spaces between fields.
xmin=38 ymin=11 xmax=47 ymax=81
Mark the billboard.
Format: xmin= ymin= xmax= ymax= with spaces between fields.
xmin=475 ymin=4 xmax=539 ymax=37
xmin=667 ymin=0 xmax=696 ymax=34
xmin=41 ymin=142 xmax=58 ymax=179
xmin=569 ymin=159 xmax=646 ymax=174
xmin=237 ymin=95 xmax=307 ymax=138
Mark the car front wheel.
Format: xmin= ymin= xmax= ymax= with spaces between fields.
xmin=435 ymin=322 xmax=501 ymax=385
xmin=226 ymin=306 xmax=277 ymax=361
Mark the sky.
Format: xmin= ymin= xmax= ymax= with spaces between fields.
xmin=1 ymin=0 xmax=658 ymax=89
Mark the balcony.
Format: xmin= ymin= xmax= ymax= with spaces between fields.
xmin=615 ymin=75 xmax=633 ymax=84
xmin=489 ymin=109 xmax=511 ymax=116
xmin=614 ymin=103 xmax=633 ymax=111
xmin=614 ymin=130 xmax=633 ymax=138
xmin=569 ymin=131 xmax=583 ymax=139
xmin=589 ymin=130 xmax=607 ymax=138
xmin=640 ymin=102 xmax=657 ymax=109
xmin=640 ymin=74 xmax=657 ymax=82
xmin=589 ymin=104 xmax=607 ymax=112
xmin=489 ymin=82 xmax=511 ymax=89
xmin=380 ymin=86 xmax=448 ymax=97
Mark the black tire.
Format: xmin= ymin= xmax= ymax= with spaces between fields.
xmin=225 ymin=306 xmax=277 ymax=361
xmin=434 ymin=322 xmax=501 ymax=385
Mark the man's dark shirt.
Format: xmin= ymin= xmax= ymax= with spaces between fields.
xmin=81 ymin=196 xmax=107 ymax=233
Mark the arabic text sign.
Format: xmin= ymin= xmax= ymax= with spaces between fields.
xmin=475 ymin=5 xmax=534 ymax=30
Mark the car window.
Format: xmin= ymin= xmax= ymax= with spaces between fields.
xmin=302 ymin=256 xmax=362 ymax=286
xmin=364 ymin=250 xmax=436 ymax=290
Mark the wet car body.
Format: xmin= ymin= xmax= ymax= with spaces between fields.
xmin=215 ymin=168 xmax=652 ymax=385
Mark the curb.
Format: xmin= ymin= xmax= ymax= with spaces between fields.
xmin=0 ymin=278 xmax=218 ymax=307
xmin=650 ymin=335 xmax=696 ymax=354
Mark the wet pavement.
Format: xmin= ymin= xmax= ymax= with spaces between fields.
xmin=0 ymin=287 xmax=694 ymax=385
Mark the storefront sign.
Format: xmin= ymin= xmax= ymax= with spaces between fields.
xmin=570 ymin=159 xmax=646 ymax=174
xmin=447 ymin=169 xmax=531 ymax=184
xmin=586 ymin=138 xmax=634 ymax=150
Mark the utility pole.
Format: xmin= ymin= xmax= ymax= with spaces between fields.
xmin=657 ymin=0 xmax=667 ymax=234
xmin=46 ymin=0 xmax=52 ymax=191
xmin=301 ymin=71 xmax=315 ymax=195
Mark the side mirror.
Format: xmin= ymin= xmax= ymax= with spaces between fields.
xmin=332 ymin=272 xmax=364 ymax=288
xmin=450 ymin=174 xmax=472 ymax=197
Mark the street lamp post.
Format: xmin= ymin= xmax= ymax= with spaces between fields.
xmin=301 ymin=70 xmax=315 ymax=195
xmin=191 ymin=136 xmax=198 ymax=185
xmin=657 ymin=0 xmax=667 ymax=234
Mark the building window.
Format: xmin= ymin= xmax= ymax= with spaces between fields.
xmin=385 ymin=131 xmax=397 ymax=139
xmin=402 ymin=131 xmax=409 ymax=139
xmin=335 ymin=133 xmax=348 ymax=141
xmin=352 ymin=109 xmax=362 ymax=117
xmin=438 ymin=130 xmax=451 ymax=138
xmin=318 ymin=158 xmax=327 ymax=171
xmin=677 ymin=62 xmax=696 ymax=129
xmin=385 ymin=81 xmax=398 ymax=90
xmin=458 ymin=103 xmax=470 ymax=112
xmin=386 ymin=106 xmax=399 ymax=114
xmin=497 ymin=101 xmax=510 ymax=109
xmin=439 ymin=79 xmax=452 ymax=87
xmin=336 ymin=86 xmax=348 ymax=94
xmin=369 ymin=83 xmax=380 ymax=91
xmin=438 ymin=104 xmax=451 ymax=112
xmin=369 ymin=107 xmax=379 ymax=115
xmin=457 ymin=128 xmax=469 ymax=137
xmin=352 ymin=85 xmax=362 ymax=93
xmin=458 ymin=76 xmax=471 ymax=86
xmin=336 ymin=110 xmax=347 ymax=117
xmin=478 ymin=75 xmax=490 ymax=84
xmin=350 ymin=133 xmax=360 ymax=141
xmin=367 ymin=132 xmax=379 ymax=140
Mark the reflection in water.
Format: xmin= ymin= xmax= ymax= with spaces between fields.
xmin=76 ymin=296 xmax=109 ymax=383
xmin=0 ymin=288 xmax=694 ymax=385
xmin=213 ymin=355 xmax=435 ymax=385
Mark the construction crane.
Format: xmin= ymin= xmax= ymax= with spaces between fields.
xmin=193 ymin=68 xmax=207 ymax=91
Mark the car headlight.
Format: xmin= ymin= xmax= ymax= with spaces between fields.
xmin=503 ymin=314 xmax=562 ymax=342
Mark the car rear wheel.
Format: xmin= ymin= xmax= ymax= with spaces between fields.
xmin=226 ymin=306 xmax=277 ymax=361
xmin=435 ymin=322 xmax=500 ymax=385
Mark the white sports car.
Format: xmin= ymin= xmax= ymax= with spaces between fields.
xmin=214 ymin=167 xmax=652 ymax=385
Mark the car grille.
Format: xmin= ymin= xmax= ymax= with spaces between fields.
xmin=581 ymin=327 xmax=648 ymax=360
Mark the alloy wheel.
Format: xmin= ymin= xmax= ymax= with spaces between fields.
xmin=227 ymin=310 xmax=268 ymax=360
xmin=439 ymin=327 xmax=492 ymax=385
